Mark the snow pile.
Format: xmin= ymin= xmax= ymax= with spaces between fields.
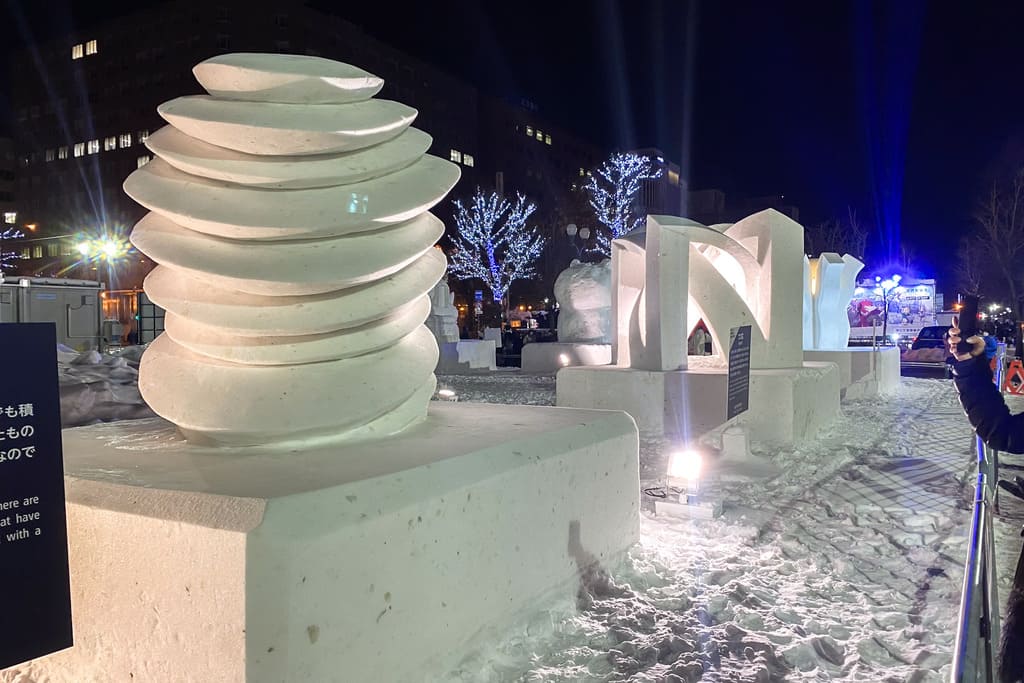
xmin=58 ymin=345 xmax=155 ymax=427
xmin=446 ymin=375 xmax=981 ymax=682
xmin=555 ymin=259 xmax=612 ymax=343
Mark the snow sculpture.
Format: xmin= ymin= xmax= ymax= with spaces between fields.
xmin=125 ymin=53 xmax=460 ymax=445
xmin=425 ymin=277 xmax=460 ymax=344
xmin=611 ymin=211 xmax=804 ymax=370
xmin=555 ymin=259 xmax=612 ymax=343
xmin=804 ymin=253 xmax=865 ymax=350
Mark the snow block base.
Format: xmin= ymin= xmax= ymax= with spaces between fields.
xmin=804 ymin=347 xmax=900 ymax=399
xmin=521 ymin=342 xmax=612 ymax=374
xmin=435 ymin=339 xmax=496 ymax=373
xmin=556 ymin=362 xmax=840 ymax=445
xmin=8 ymin=404 xmax=639 ymax=683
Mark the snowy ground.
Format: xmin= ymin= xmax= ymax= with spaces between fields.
xmin=436 ymin=373 xmax=1024 ymax=682
xmin=47 ymin=355 xmax=1024 ymax=681
xmin=57 ymin=345 xmax=154 ymax=427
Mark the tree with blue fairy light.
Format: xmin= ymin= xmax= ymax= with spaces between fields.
xmin=585 ymin=152 xmax=662 ymax=255
xmin=447 ymin=188 xmax=546 ymax=319
xmin=0 ymin=227 xmax=25 ymax=272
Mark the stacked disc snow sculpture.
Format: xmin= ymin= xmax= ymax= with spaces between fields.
xmin=125 ymin=53 xmax=460 ymax=446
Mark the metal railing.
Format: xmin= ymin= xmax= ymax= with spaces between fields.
xmin=952 ymin=344 xmax=1007 ymax=683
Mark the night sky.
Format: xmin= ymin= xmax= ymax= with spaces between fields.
xmin=5 ymin=0 xmax=1024 ymax=291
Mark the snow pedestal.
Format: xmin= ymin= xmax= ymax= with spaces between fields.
xmin=435 ymin=339 xmax=496 ymax=373
xmin=803 ymin=347 xmax=900 ymax=399
xmin=557 ymin=362 xmax=840 ymax=446
xmin=521 ymin=342 xmax=611 ymax=373
xmin=9 ymin=403 xmax=639 ymax=683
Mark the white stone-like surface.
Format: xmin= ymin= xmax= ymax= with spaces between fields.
xmin=804 ymin=347 xmax=900 ymax=399
xmin=805 ymin=252 xmax=864 ymax=350
xmin=436 ymin=340 xmax=497 ymax=373
xmin=565 ymin=210 xmax=836 ymax=442
xmin=142 ymin=251 xmax=445 ymax=335
xmin=133 ymin=213 xmax=445 ymax=296
xmin=425 ymin=278 xmax=459 ymax=344
xmin=125 ymin=156 xmax=458 ymax=241
xmin=521 ymin=342 xmax=611 ymax=373
xmin=554 ymin=259 xmax=612 ymax=343
xmin=8 ymin=405 xmax=639 ymax=682
xmin=140 ymin=327 xmax=438 ymax=446
xmin=126 ymin=53 xmax=460 ymax=446
xmin=146 ymin=125 xmax=433 ymax=189
xmin=557 ymin=362 xmax=840 ymax=445
xmin=158 ymin=95 xmax=417 ymax=156
xmin=483 ymin=327 xmax=503 ymax=346
xmin=194 ymin=53 xmax=385 ymax=103
xmin=609 ymin=211 xmax=805 ymax=373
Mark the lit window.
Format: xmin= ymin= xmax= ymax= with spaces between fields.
xmin=45 ymin=149 xmax=55 ymax=162
xmin=535 ymin=130 xmax=543 ymax=141
xmin=58 ymin=146 xmax=68 ymax=160
xmin=545 ymin=134 xmax=552 ymax=145
xmin=33 ymin=246 xmax=43 ymax=259
xmin=20 ymin=248 xmax=30 ymax=259
xmin=73 ymin=143 xmax=85 ymax=157
xmin=71 ymin=44 xmax=83 ymax=60
xmin=579 ymin=168 xmax=585 ymax=177
xmin=137 ymin=155 xmax=151 ymax=168
xmin=47 ymin=243 xmax=60 ymax=257
xmin=104 ymin=136 xmax=117 ymax=151
xmin=526 ymin=126 xmax=533 ymax=137
xmin=119 ymin=133 xmax=132 ymax=148
xmin=449 ymin=149 xmax=462 ymax=163
xmin=85 ymin=39 xmax=98 ymax=55
xmin=137 ymin=130 xmax=149 ymax=143
xmin=3 ymin=212 xmax=16 ymax=224
xmin=87 ymin=139 xmax=99 ymax=154
xmin=463 ymin=154 xmax=474 ymax=167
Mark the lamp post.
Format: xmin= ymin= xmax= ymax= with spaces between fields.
xmin=565 ymin=223 xmax=592 ymax=260
xmin=873 ymin=274 xmax=905 ymax=344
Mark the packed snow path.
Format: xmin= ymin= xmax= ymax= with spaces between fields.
xmin=437 ymin=374 xmax=1024 ymax=682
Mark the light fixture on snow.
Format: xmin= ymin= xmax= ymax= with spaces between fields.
xmin=558 ymin=353 xmax=571 ymax=367
xmin=650 ymin=447 xmax=722 ymax=520
xmin=437 ymin=388 xmax=458 ymax=402
xmin=667 ymin=449 xmax=702 ymax=490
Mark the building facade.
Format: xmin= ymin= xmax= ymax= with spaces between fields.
xmin=6 ymin=0 xmax=614 ymax=306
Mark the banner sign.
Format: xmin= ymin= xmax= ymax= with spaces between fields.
xmin=0 ymin=323 xmax=73 ymax=668
xmin=727 ymin=325 xmax=752 ymax=420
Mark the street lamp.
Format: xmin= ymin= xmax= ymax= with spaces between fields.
xmin=566 ymin=223 xmax=592 ymax=259
xmin=872 ymin=274 xmax=905 ymax=343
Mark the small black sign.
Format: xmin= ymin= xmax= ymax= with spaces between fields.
xmin=0 ymin=323 xmax=73 ymax=668
xmin=727 ymin=325 xmax=752 ymax=420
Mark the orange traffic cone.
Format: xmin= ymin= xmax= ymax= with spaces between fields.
xmin=1004 ymin=358 xmax=1024 ymax=395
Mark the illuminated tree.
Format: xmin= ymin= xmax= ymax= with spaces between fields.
xmin=584 ymin=152 xmax=662 ymax=254
xmin=447 ymin=189 xmax=546 ymax=315
xmin=0 ymin=227 xmax=24 ymax=271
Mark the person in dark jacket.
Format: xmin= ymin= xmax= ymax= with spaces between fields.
xmin=948 ymin=324 xmax=1024 ymax=453
xmin=948 ymin=320 xmax=1024 ymax=683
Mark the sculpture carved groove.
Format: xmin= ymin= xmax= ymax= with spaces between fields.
xmin=126 ymin=53 xmax=460 ymax=446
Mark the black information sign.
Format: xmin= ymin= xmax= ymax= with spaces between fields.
xmin=727 ymin=325 xmax=752 ymax=420
xmin=0 ymin=323 xmax=73 ymax=668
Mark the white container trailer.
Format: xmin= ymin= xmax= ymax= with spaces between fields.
xmin=0 ymin=276 xmax=104 ymax=350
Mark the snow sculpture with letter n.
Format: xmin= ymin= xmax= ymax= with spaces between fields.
xmin=558 ymin=210 xmax=842 ymax=445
